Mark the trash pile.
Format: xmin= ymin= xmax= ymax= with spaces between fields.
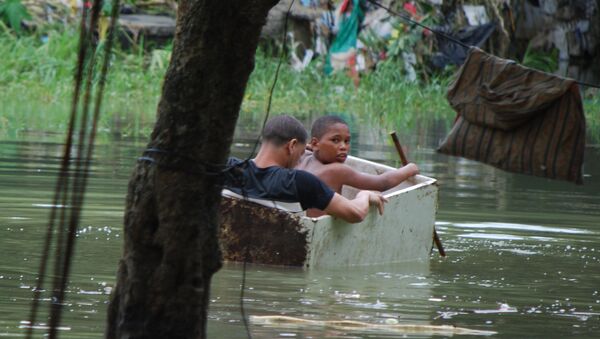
xmin=513 ymin=0 xmax=599 ymax=84
xmin=11 ymin=0 xmax=599 ymax=85
xmin=19 ymin=0 xmax=177 ymax=29
xmin=270 ymin=0 xmax=598 ymax=86
xmin=19 ymin=0 xmax=74 ymax=29
xmin=274 ymin=0 xmax=508 ymax=84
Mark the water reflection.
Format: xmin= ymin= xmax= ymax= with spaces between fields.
xmin=430 ymin=215 xmax=600 ymax=338
xmin=208 ymin=262 xmax=436 ymax=338
xmin=1 ymin=125 xmax=599 ymax=338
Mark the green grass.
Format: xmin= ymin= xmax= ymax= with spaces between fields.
xmin=0 ymin=29 xmax=164 ymax=138
xmin=0 ymin=28 xmax=598 ymax=143
xmin=244 ymin=56 xmax=455 ymax=124
xmin=583 ymin=92 xmax=600 ymax=143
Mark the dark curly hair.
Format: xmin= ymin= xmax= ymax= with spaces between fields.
xmin=262 ymin=115 xmax=308 ymax=146
xmin=310 ymin=115 xmax=348 ymax=139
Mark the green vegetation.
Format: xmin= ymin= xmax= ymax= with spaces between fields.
xmin=521 ymin=45 xmax=559 ymax=73
xmin=0 ymin=28 xmax=598 ymax=142
xmin=244 ymin=53 xmax=454 ymax=128
xmin=0 ymin=0 xmax=31 ymax=35
xmin=0 ymin=29 xmax=165 ymax=138
xmin=0 ymin=28 xmax=456 ymax=139
xmin=584 ymin=93 xmax=600 ymax=142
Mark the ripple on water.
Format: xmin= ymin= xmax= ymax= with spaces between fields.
xmin=451 ymin=222 xmax=596 ymax=235
xmin=457 ymin=233 xmax=526 ymax=241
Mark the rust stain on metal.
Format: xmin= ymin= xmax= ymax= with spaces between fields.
xmin=219 ymin=197 xmax=308 ymax=266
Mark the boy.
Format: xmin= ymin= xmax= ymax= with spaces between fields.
xmin=297 ymin=115 xmax=419 ymax=194
xmin=224 ymin=115 xmax=387 ymax=223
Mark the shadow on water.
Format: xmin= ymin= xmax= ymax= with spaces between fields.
xmin=0 ymin=117 xmax=599 ymax=338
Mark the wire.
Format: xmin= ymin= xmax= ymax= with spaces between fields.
xmin=367 ymin=0 xmax=470 ymax=50
xmin=247 ymin=0 xmax=297 ymax=160
xmin=366 ymin=0 xmax=600 ymax=89
xmin=139 ymin=0 xmax=298 ymax=179
xmin=240 ymin=250 xmax=253 ymax=339
xmin=575 ymin=79 xmax=600 ymax=89
xmin=239 ymin=3 xmax=298 ymax=338
xmin=138 ymin=0 xmax=300 ymax=185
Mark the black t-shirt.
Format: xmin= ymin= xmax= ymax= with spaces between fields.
xmin=224 ymin=158 xmax=334 ymax=211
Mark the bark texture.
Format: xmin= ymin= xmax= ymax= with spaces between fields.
xmin=106 ymin=1 xmax=278 ymax=338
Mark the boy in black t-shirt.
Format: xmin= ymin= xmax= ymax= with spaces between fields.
xmin=224 ymin=115 xmax=386 ymax=223
xmin=226 ymin=156 xmax=334 ymax=211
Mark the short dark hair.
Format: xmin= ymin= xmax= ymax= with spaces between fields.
xmin=262 ymin=115 xmax=307 ymax=146
xmin=311 ymin=115 xmax=348 ymax=139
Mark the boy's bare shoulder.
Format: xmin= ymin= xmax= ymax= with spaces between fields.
xmin=297 ymin=155 xmax=356 ymax=176
xmin=297 ymin=153 xmax=319 ymax=171
xmin=319 ymin=161 xmax=358 ymax=177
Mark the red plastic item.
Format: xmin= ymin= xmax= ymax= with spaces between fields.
xmin=403 ymin=2 xmax=417 ymax=17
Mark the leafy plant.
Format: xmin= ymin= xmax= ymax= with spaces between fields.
xmin=0 ymin=0 xmax=31 ymax=35
xmin=522 ymin=45 xmax=559 ymax=73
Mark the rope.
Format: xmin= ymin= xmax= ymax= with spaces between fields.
xmin=366 ymin=0 xmax=600 ymax=89
xmin=138 ymin=148 xmax=227 ymax=177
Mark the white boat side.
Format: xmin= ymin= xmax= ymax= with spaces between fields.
xmin=301 ymin=155 xmax=438 ymax=268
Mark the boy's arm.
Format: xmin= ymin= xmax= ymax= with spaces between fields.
xmin=322 ymin=163 xmax=419 ymax=192
xmin=324 ymin=191 xmax=387 ymax=223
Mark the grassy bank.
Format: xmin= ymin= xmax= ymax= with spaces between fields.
xmin=0 ymin=30 xmax=163 ymax=137
xmin=0 ymin=29 xmax=456 ymax=138
xmin=0 ymin=29 xmax=598 ymax=142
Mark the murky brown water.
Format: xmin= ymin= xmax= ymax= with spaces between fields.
xmin=1 ymin=121 xmax=599 ymax=338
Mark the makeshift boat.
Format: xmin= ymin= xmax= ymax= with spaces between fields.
xmin=219 ymin=155 xmax=438 ymax=268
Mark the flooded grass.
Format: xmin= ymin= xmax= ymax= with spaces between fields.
xmin=1 ymin=29 xmax=599 ymax=142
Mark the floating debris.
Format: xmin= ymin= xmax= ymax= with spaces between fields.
xmin=250 ymin=315 xmax=497 ymax=336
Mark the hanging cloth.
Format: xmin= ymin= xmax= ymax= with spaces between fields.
xmin=437 ymin=48 xmax=586 ymax=184
xmin=325 ymin=0 xmax=365 ymax=74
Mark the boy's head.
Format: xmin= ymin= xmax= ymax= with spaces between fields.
xmin=310 ymin=115 xmax=351 ymax=164
xmin=262 ymin=115 xmax=307 ymax=167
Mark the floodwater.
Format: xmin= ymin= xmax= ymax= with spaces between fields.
xmin=0 ymin=120 xmax=599 ymax=338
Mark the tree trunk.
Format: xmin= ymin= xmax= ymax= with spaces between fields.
xmin=106 ymin=1 xmax=278 ymax=338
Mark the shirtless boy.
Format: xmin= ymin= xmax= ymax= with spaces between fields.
xmin=224 ymin=115 xmax=387 ymax=223
xmin=297 ymin=115 xmax=420 ymax=195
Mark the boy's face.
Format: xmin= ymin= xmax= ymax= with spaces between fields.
xmin=311 ymin=123 xmax=351 ymax=164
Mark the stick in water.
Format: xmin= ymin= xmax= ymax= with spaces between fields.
xmin=390 ymin=131 xmax=446 ymax=257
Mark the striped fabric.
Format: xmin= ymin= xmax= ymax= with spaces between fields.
xmin=438 ymin=48 xmax=586 ymax=184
